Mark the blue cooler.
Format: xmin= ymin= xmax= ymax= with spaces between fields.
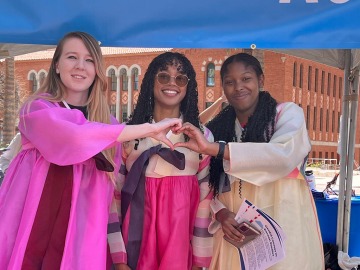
xmin=315 ymin=196 xmax=360 ymax=257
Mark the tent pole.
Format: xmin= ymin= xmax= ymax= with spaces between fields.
xmin=336 ymin=49 xmax=352 ymax=252
xmin=342 ymin=59 xmax=359 ymax=253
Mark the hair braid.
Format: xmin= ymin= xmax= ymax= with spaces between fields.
xmin=206 ymin=52 xmax=280 ymax=197
xmin=206 ymin=106 xmax=237 ymax=197
xmin=243 ymin=91 xmax=277 ymax=142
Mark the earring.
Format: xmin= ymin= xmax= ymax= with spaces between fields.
xmin=134 ymin=139 xmax=140 ymax=150
xmin=148 ymin=114 xmax=154 ymax=123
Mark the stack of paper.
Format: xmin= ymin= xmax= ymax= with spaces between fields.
xmin=232 ymin=199 xmax=286 ymax=270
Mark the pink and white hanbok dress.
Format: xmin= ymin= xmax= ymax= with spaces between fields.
xmin=117 ymin=126 xmax=214 ymax=270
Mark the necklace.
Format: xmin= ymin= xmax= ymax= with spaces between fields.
xmin=62 ymin=100 xmax=71 ymax=109
xmin=62 ymin=100 xmax=88 ymax=119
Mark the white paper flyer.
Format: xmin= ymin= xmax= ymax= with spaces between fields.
xmin=232 ymin=199 xmax=286 ymax=270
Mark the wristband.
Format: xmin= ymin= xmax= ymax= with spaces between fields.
xmin=216 ymin=141 xmax=226 ymax=160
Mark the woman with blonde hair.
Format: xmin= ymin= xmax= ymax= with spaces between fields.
xmin=0 ymin=31 xmax=181 ymax=270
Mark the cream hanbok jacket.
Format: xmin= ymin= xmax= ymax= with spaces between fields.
xmin=209 ymin=102 xmax=324 ymax=270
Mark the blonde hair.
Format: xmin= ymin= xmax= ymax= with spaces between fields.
xmin=24 ymin=31 xmax=116 ymax=181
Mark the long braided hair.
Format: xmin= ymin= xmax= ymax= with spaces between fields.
xmin=128 ymin=52 xmax=202 ymax=137
xmin=206 ymin=53 xmax=278 ymax=197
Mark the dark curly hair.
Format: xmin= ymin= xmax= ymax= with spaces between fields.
xmin=128 ymin=52 xmax=202 ymax=140
xmin=206 ymin=53 xmax=278 ymax=197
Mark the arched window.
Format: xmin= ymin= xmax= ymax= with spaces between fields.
xmin=308 ymin=66 xmax=312 ymax=90
xmin=120 ymin=69 xmax=128 ymax=91
xmin=122 ymin=104 xmax=128 ymax=122
xmin=333 ymin=75 xmax=337 ymax=97
xmin=319 ymin=108 xmax=323 ymax=131
xmin=109 ymin=69 xmax=116 ymax=91
xmin=205 ymin=102 xmax=213 ymax=109
xmin=293 ymin=62 xmax=297 ymax=87
xmin=338 ymin=77 xmax=342 ymax=98
xmin=110 ymin=105 xmax=116 ymax=117
xmin=30 ymin=73 xmax=37 ymax=92
xmin=306 ymin=105 xmax=310 ymax=129
xmin=206 ymin=63 xmax=215 ymax=87
xmin=39 ymin=72 xmax=46 ymax=88
xmin=132 ymin=68 xmax=139 ymax=90
xmin=326 ymin=109 xmax=329 ymax=132
xmin=314 ymin=68 xmax=318 ymax=92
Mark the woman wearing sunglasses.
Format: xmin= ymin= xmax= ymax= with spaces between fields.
xmin=116 ymin=52 xmax=213 ymax=270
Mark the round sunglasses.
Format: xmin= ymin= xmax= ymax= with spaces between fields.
xmin=156 ymin=72 xmax=190 ymax=87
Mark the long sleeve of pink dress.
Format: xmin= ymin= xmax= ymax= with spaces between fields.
xmin=0 ymin=98 xmax=127 ymax=270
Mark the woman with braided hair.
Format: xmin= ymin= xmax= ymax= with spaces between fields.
xmin=117 ymin=52 xmax=213 ymax=270
xmin=175 ymin=52 xmax=324 ymax=269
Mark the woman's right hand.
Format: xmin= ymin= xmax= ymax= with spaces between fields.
xmin=216 ymin=208 xmax=244 ymax=242
xmin=118 ymin=118 xmax=181 ymax=147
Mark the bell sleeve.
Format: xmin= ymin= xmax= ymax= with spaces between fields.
xmin=223 ymin=102 xmax=311 ymax=186
xmin=19 ymin=99 xmax=125 ymax=166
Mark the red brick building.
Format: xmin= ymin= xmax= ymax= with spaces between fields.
xmin=1 ymin=48 xmax=359 ymax=167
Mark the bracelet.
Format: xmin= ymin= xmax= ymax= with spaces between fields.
xmin=216 ymin=141 xmax=226 ymax=160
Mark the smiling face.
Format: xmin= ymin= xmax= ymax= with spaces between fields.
xmin=222 ymin=61 xmax=264 ymax=122
xmin=153 ymin=64 xmax=188 ymax=110
xmin=55 ymin=37 xmax=96 ymax=104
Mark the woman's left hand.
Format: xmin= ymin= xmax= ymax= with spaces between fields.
xmin=149 ymin=118 xmax=182 ymax=150
xmin=173 ymin=122 xmax=210 ymax=154
xmin=216 ymin=208 xmax=244 ymax=242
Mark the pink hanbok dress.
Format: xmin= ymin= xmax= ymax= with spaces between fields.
xmin=118 ymin=128 xmax=214 ymax=270
xmin=0 ymin=98 xmax=126 ymax=270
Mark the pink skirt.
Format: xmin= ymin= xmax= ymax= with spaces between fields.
xmin=122 ymin=175 xmax=200 ymax=270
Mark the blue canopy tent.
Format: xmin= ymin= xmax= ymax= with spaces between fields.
xmin=1 ymin=0 xmax=360 ymax=255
